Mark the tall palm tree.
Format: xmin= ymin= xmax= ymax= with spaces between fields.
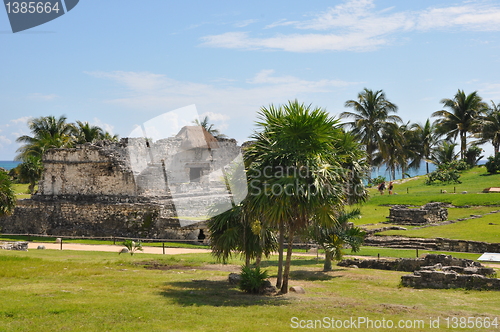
xmin=193 ymin=116 xmax=227 ymax=139
xmin=16 ymin=115 xmax=74 ymax=160
xmin=0 ymin=169 xmax=16 ymax=217
xmin=432 ymin=90 xmax=488 ymax=160
xmin=429 ymin=141 xmax=459 ymax=165
xmin=341 ymin=88 xmax=401 ymax=167
xmin=245 ymin=100 xmax=367 ymax=293
xmin=475 ymin=101 xmax=500 ymax=155
xmin=73 ymin=121 xmax=105 ymax=144
xmin=410 ymin=119 xmax=443 ymax=173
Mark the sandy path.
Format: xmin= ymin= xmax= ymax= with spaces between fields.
xmin=25 ymin=243 xmax=500 ymax=268
xmin=28 ymin=242 xmax=212 ymax=255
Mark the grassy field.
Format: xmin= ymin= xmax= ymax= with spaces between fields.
xmin=356 ymin=166 xmax=500 ymax=242
xmin=0 ymin=249 xmax=499 ymax=332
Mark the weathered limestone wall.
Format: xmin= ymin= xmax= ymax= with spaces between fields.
xmin=402 ymin=271 xmax=500 ymax=290
xmin=365 ymin=235 xmax=500 ymax=253
xmin=389 ymin=202 xmax=448 ymax=225
xmin=0 ymin=133 xmax=243 ymax=239
xmin=338 ymin=254 xmax=490 ymax=273
xmin=40 ymin=141 xmax=136 ymax=198
xmin=0 ymin=199 xmax=206 ymax=240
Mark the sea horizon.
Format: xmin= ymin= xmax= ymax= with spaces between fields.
xmin=0 ymin=160 xmax=21 ymax=171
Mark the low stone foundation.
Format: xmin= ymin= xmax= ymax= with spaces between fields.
xmin=401 ymin=270 xmax=500 ymax=290
xmin=389 ymin=202 xmax=448 ymax=225
xmin=338 ymin=254 xmax=492 ymax=273
xmin=364 ymin=235 xmax=500 ymax=253
xmin=0 ymin=241 xmax=28 ymax=251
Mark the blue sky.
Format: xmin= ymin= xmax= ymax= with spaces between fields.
xmin=1 ymin=0 xmax=500 ymax=160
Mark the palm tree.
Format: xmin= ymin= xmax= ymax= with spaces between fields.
xmin=309 ymin=209 xmax=365 ymax=271
xmin=19 ymin=156 xmax=43 ymax=194
xmin=410 ymin=119 xmax=443 ymax=174
xmin=432 ymin=90 xmax=488 ymax=160
xmin=245 ymin=100 xmax=367 ymax=293
xmin=73 ymin=121 xmax=104 ymax=144
xmin=207 ymin=203 xmax=278 ymax=267
xmin=193 ymin=116 xmax=227 ymax=139
xmin=475 ymin=101 xmax=500 ymax=155
xmin=0 ymin=169 xmax=16 ymax=217
xmin=341 ymin=88 xmax=401 ymax=167
xmin=429 ymin=141 xmax=459 ymax=165
xmin=16 ymin=115 xmax=74 ymax=160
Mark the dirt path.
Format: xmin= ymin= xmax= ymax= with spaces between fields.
xmin=26 ymin=243 xmax=500 ymax=268
xmin=28 ymin=242 xmax=212 ymax=255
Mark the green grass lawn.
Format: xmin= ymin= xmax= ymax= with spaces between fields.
xmin=379 ymin=213 xmax=500 ymax=242
xmin=0 ymin=249 xmax=499 ymax=332
xmin=356 ymin=167 xmax=500 ymax=243
xmin=12 ymin=183 xmax=33 ymax=199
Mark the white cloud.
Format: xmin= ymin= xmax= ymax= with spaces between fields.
xmin=87 ymin=70 xmax=358 ymax=124
xmin=28 ymin=93 xmax=58 ymax=101
xmin=234 ymin=19 xmax=258 ymax=28
xmin=201 ymin=0 xmax=500 ymax=52
xmin=10 ymin=116 xmax=32 ymax=125
xmin=92 ymin=117 xmax=115 ymax=135
xmin=0 ymin=135 xmax=11 ymax=147
xmin=200 ymin=112 xmax=229 ymax=122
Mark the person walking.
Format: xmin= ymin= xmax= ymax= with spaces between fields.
xmin=378 ymin=181 xmax=386 ymax=195
xmin=388 ymin=181 xmax=394 ymax=195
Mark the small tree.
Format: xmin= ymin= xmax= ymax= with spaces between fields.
xmin=19 ymin=156 xmax=43 ymax=194
xmin=464 ymin=145 xmax=484 ymax=168
xmin=121 ymin=239 xmax=143 ymax=256
xmin=0 ymin=169 xmax=16 ymax=217
xmin=309 ymin=209 xmax=365 ymax=271
xmin=485 ymin=153 xmax=500 ymax=174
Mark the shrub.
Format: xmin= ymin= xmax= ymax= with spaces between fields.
xmin=121 ymin=239 xmax=143 ymax=256
xmin=368 ymin=176 xmax=386 ymax=188
xmin=485 ymin=153 xmax=500 ymax=174
xmin=426 ymin=161 xmax=464 ymax=184
xmin=239 ymin=266 xmax=269 ymax=294
xmin=464 ymin=145 xmax=483 ymax=168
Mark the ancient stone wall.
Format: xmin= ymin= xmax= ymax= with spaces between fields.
xmin=0 ymin=131 xmax=244 ymax=239
xmin=402 ymin=271 xmax=500 ymax=290
xmin=365 ymin=235 xmax=500 ymax=253
xmin=40 ymin=142 xmax=137 ymax=198
xmin=389 ymin=202 xmax=448 ymax=225
xmin=0 ymin=199 xmax=206 ymax=240
xmin=338 ymin=254 xmax=490 ymax=273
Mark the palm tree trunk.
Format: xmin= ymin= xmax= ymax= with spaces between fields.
xmin=324 ymin=250 xmax=333 ymax=271
xmin=461 ymin=131 xmax=467 ymax=160
xmin=255 ymin=253 xmax=262 ymax=267
xmin=280 ymin=225 xmax=295 ymax=294
xmin=245 ymin=254 xmax=250 ymax=267
xmin=276 ymin=222 xmax=284 ymax=289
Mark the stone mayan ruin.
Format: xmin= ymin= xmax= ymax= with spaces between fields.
xmin=388 ymin=202 xmax=448 ymax=225
xmin=0 ymin=126 xmax=245 ymax=241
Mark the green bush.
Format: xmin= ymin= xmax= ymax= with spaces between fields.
xmin=368 ymin=175 xmax=386 ymax=188
xmin=239 ymin=266 xmax=269 ymax=294
xmin=464 ymin=145 xmax=484 ymax=167
xmin=485 ymin=153 xmax=500 ymax=174
xmin=426 ymin=161 xmax=465 ymax=184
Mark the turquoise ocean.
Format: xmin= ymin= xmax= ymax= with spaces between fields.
xmin=0 ymin=161 xmax=21 ymax=171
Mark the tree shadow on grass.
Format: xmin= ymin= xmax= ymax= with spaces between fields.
xmin=260 ymin=257 xmax=322 ymax=268
xmin=159 ymin=280 xmax=290 ymax=307
xmin=290 ymin=269 xmax=344 ymax=282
